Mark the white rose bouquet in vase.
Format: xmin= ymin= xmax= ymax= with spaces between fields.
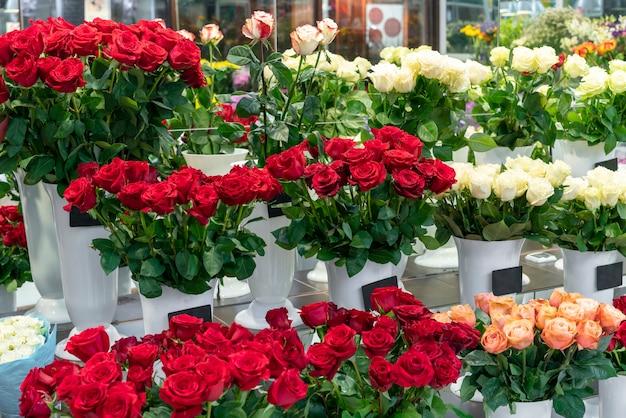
xmin=433 ymin=156 xmax=571 ymax=306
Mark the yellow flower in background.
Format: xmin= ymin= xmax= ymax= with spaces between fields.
xmin=460 ymin=24 xmax=480 ymax=38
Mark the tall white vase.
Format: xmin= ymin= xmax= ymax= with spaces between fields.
xmin=0 ymin=285 xmax=16 ymax=314
xmin=552 ymin=140 xmax=617 ymax=178
xmin=325 ymin=255 xmax=409 ymax=311
xmin=44 ymin=184 xmax=121 ymax=360
xmin=474 ymin=145 xmax=535 ymax=165
xmin=234 ymin=202 xmax=302 ymax=330
xmin=454 ymin=237 xmax=525 ymax=307
xmin=488 ymin=399 xmax=553 ymax=418
xmin=599 ymin=374 xmax=626 ymax=418
xmin=560 ymin=248 xmax=620 ymax=304
xmin=138 ymin=279 xmax=217 ymax=335
xmin=14 ymin=171 xmax=70 ymax=324
xmin=183 ymin=149 xmax=251 ymax=299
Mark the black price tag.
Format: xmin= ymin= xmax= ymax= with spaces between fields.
xmin=69 ymin=207 xmax=101 ymax=227
xmin=595 ymin=158 xmax=619 ymax=171
xmin=361 ymin=276 xmax=399 ymax=312
xmin=597 ymin=262 xmax=623 ymax=291
xmin=492 ymin=266 xmax=523 ymax=296
xmin=167 ymin=304 xmax=213 ymax=323
xmin=267 ymin=193 xmax=291 ymax=218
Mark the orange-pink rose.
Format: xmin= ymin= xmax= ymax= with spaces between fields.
xmin=489 ymin=296 xmax=516 ymax=317
xmin=491 ymin=313 xmax=512 ymax=331
xmin=536 ymin=305 xmax=557 ymax=330
xmin=449 ymin=304 xmax=476 ymax=327
xmin=474 ymin=292 xmax=496 ymax=314
xmin=481 ymin=325 xmax=509 ymax=354
xmin=512 ymin=304 xmax=536 ymax=325
xmin=541 ymin=317 xmax=577 ymax=350
xmin=557 ymin=301 xmax=585 ymax=323
xmin=527 ymin=298 xmax=551 ymax=315
xmin=597 ymin=303 xmax=626 ymax=333
xmin=549 ymin=289 xmax=567 ymax=307
xmin=575 ymin=319 xmax=603 ymax=350
xmin=431 ymin=312 xmax=452 ymax=323
xmin=575 ymin=297 xmax=600 ymax=320
xmin=503 ymin=318 xmax=535 ymax=350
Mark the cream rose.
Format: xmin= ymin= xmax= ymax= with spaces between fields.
xmin=609 ymin=69 xmax=626 ymax=94
xmin=493 ymin=171 xmax=521 ymax=202
xmin=465 ymin=59 xmax=492 ymax=85
xmin=490 ymin=46 xmax=510 ymax=68
xmin=199 ymin=24 xmax=223 ymax=45
xmin=511 ymin=46 xmax=537 ymax=73
xmin=416 ymin=49 xmax=444 ymax=80
xmin=534 ymin=46 xmax=559 ymax=74
xmin=581 ymin=186 xmax=602 ymax=211
xmin=545 ymin=160 xmax=571 ymax=187
xmin=401 ymin=51 xmax=422 ymax=74
xmin=526 ymin=177 xmax=554 ymax=206
xmin=368 ymin=62 xmax=398 ymax=93
xmin=609 ymin=59 xmax=626 ymax=73
xmin=441 ymin=56 xmax=470 ymax=93
xmin=317 ymin=18 xmax=338 ymax=46
xmin=562 ymin=176 xmax=586 ymax=201
xmin=394 ymin=67 xmax=417 ymax=93
xmin=336 ymin=61 xmax=360 ymax=83
xmin=469 ymin=171 xmax=492 ymax=200
xmin=563 ymin=54 xmax=590 ymax=78
xmin=575 ymin=67 xmax=609 ymax=99
xmin=353 ymin=57 xmax=372 ymax=79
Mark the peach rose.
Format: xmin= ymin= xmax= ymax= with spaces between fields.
xmin=574 ymin=297 xmax=600 ymax=320
xmin=449 ymin=304 xmax=476 ymax=326
xmin=475 ymin=292 xmax=496 ymax=314
xmin=503 ymin=318 xmax=535 ymax=350
xmin=489 ymin=296 xmax=516 ymax=317
xmin=527 ymin=298 xmax=551 ymax=316
xmin=512 ymin=304 xmax=536 ymax=325
xmin=597 ymin=303 xmax=626 ymax=333
xmin=575 ymin=319 xmax=603 ymax=350
xmin=431 ymin=312 xmax=452 ymax=324
xmin=549 ymin=288 xmax=567 ymax=307
xmin=536 ymin=305 xmax=557 ymax=330
xmin=557 ymin=301 xmax=585 ymax=323
xmin=481 ymin=325 xmax=510 ymax=354
xmin=491 ymin=313 xmax=513 ymax=331
xmin=563 ymin=292 xmax=584 ymax=304
xmin=541 ymin=317 xmax=577 ymax=350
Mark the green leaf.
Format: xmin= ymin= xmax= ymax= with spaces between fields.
xmin=25 ymin=156 xmax=55 ymax=182
xmin=137 ymin=276 xmax=162 ymax=298
xmin=417 ymin=120 xmax=439 ymax=143
xmin=468 ymin=132 xmax=498 ymax=152
xmin=203 ymin=247 xmax=224 ymax=277
xmin=140 ymin=259 xmax=166 ymax=277
xmin=553 ymin=394 xmax=585 ymax=418
xmin=175 ymin=251 xmax=200 ymax=280
xmin=351 ymin=230 xmax=373 ymax=249
xmin=483 ymin=221 xmax=514 ymax=241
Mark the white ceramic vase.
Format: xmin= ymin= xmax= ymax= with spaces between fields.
xmin=454 ymin=237 xmax=525 ymax=307
xmin=44 ymin=184 xmax=121 ymax=360
xmin=234 ymin=202 xmax=302 ymax=330
xmin=324 ymin=255 xmax=408 ymax=311
xmin=0 ymin=285 xmax=16 ymax=314
xmin=474 ymin=145 xmax=535 ymax=165
xmin=488 ymin=399 xmax=553 ymax=418
xmin=138 ymin=279 xmax=217 ymax=335
xmin=14 ymin=170 xmax=70 ymax=324
xmin=552 ymin=140 xmax=617 ymax=178
xmin=599 ymin=374 xmax=626 ymax=418
xmin=560 ymin=248 xmax=620 ymax=304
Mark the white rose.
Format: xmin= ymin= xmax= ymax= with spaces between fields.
xmin=469 ymin=171 xmax=493 ymax=200
xmin=493 ymin=171 xmax=520 ymax=202
xmin=0 ymin=351 xmax=19 ymax=364
xmin=600 ymin=182 xmax=621 ymax=207
xmin=380 ymin=46 xmax=396 ymax=62
xmin=586 ymin=166 xmax=615 ymax=188
xmin=368 ymin=62 xmax=398 ymax=93
xmin=16 ymin=344 xmax=36 ymax=358
xmin=394 ymin=67 xmax=417 ymax=93
xmin=545 ymin=160 xmax=571 ymax=187
xmin=316 ymin=51 xmax=341 ymax=72
xmin=490 ymin=46 xmax=510 ymax=68
xmin=465 ymin=59 xmax=492 ymax=85
xmin=609 ymin=70 xmax=626 ymax=94
xmin=563 ymin=54 xmax=590 ymax=78
xmin=0 ymin=341 xmax=9 ymax=353
xmin=533 ymin=46 xmax=559 ymax=74
xmin=562 ymin=176 xmax=586 ymax=201
xmin=582 ymin=186 xmax=602 ymax=211
xmin=609 ymin=59 xmax=626 ymax=73
xmin=401 ymin=51 xmax=422 ymax=74
xmin=476 ymin=163 xmax=502 ymax=179
xmin=511 ymin=46 xmax=537 ymax=73
xmin=353 ymin=57 xmax=372 ymax=79
xmin=336 ymin=61 xmax=360 ymax=83
xmin=575 ymin=67 xmax=609 ymax=99
xmin=416 ymin=49 xmax=444 ymax=80
xmin=441 ymin=56 xmax=470 ymax=93
xmin=526 ymin=177 xmax=555 ymax=206
xmin=449 ymin=162 xmax=473 ymax=191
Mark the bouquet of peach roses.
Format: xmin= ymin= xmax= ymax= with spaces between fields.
xmin=440 ymin=290 xmax=623 ymax=418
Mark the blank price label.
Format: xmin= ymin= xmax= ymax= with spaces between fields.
xmin=492 ymin=266 xmax=523 ymax=296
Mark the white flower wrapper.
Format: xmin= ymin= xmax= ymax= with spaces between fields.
xmin=0 ymin=316 xmax=55 ymax=416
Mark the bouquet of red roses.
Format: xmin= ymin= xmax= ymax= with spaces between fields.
xmin=63 ymin=158 xmax=282 ymax=298
xmin=0 ymin=204 xmax=30 ymax=292
xmin=270 ymin=125 xmax=457 ymax=276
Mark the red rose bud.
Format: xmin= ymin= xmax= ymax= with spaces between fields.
xmin=266 ymin=307 xmax=292 ymax=330
xmin=267 ymin=368 xmax=309 ymax=409
xmin=63 ymin=177 xmax=97 ymax=213
xmin=299 ymin=301 xmax=330 ymax=328
xmin=65 ymin=326 xmax=110 ymax=363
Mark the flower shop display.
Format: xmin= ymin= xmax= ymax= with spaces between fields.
xmin=540 ymin=166 xmax=626 ymax=303
xmin=0 ymin=204 xmax=30 ymax=313
xmin=433 ymin=156 xmax=570 ymax=305
xmin=63 ymin=158 xmax=283 ymax=334
xmin=446 ymin=290 xmax=621 ymax=418
xmin=460 ymin=20 xmax=498 ymax=64
xmin=270 ymin=126 xmax=456 ymax=309
xmin=18 ymin=286 xmax=480 ymax=418
xmin=600 ymin=295 xmax=626 ymax=416
xmin=0 ymin=315 xmax=55 ymax=417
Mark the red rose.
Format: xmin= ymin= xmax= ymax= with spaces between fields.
xmin=325 ymin=137 xmax=356 ymax=160
xmin=81 ymin=354 xmax=123 ymax=385
xmin=431 ymin=349 xmax=462 ymax=389
xmin=167 ymin=167 xmax=203 ymax=203
xmin=323 ymin=324 xmax=357 ymax=359
xmin=368 ymin=356 xmax=397 ymax=391
xmin=225 ymin=322 xmax=255 ymax=345
xmin=117 ymin=182 xmax=150 ymax=211
xmin=195 ymin=357 xmax=231 ymax=402
xmin=395 ymin=348 xmax=435 ymax=388
xmin=0 ymin=32 xmax=15 ymax=66
xmin=68 ymin=24 xmax=102 ymax=56
xmin=154 ymin=27 xmax=184 ymax=51
xmin=248 ymin=167 xmax=283 ymax=202
xmin=37 ymin=56 xmax=61 ymax=83
xmin=327 ymin=304 xmax=350 ymax=328
xmin=107 ymin=29 xmax=143 ymax=66
xmin=160 ymin=371 xmax=207 ymax=416
xmin=299 ymin=301 xmax=330 ymax=328
xmin=309 ymin=165 xmax=342 ymax=197
xmin=614 ymin=295 xmax=626 ymax=314
xmin=266 ymin=146 xmax=307 ymax=181
xmin=370 ymin=287 xmax=403 ymax=314
xmin=266 ymin=307 xmax=293 ymax=330
xmin=403 ymin=319 xmax=445 ymax=345
xmin=76 ymin=162 xmax=100 ymax=179
xmin=188 ymin=184 xmax=219 ymax=225
xmin=137 ymin=40 xmax=168 ymax=72
xmin=123 ymin=160 xmax=157 ymax=184
xmin=307 ymin=342 xmax=342 ymax=379
xmin=393 ymin=169 xmax=426 ymax=198
xmin=392 ymin=304 xmax=432 ymax=326
xmin=169 ymin=314 xmax=204 ymax=341
xmin=6 ymin=53 xmax=39 ymax=87
xmin=68 ymin=382 xmax=108 ymax=416
xmin=86 ymin=18 xmax=121 ymax=44
xmin=271 ymin=329 xmax=308 ymax=372
xmin=19 ymin=386 xmax=51 ymax=418
xmin=229 ymin=350 xmax=270 ymax=390
xmin=372 ymin=315 xmax=399 ymax=339
xmin=0 ymin=77 xmax=9 ymax=105
xmin=65 ymin=326 xmax=110 ymax=363
xmin=346 ymin=309 xmax=376 ymax=334
xmin=394 ymin=132 xmax=423 ymax=158
xmin=383 ymin=149 xmax=417 ymax=171
xmin=363 ymin=139 xmax=389 ymax=161
xmin=93 ymin=158 xmax=126 ymax=193
xmin=46 ymin=58 xmax=86 ymax=93
xmin=168 ymin=38 xmax=201 ymax=70
xmin=412 ymin=340 xmax=444 ymax=360
xmin=142 ymin=181 xmax=178 ymax=215
xmin=418 ymin=158 xmax=456 ymax=194
xmin=614 ymin=321 xmax=626 ymax=347
xmin=127 ymin=343 xmax=158 ymax=369
xmin=341 ymin=147 xmax=371 ymax=164
xmin=215 ymin=172 xmax=256 ymax=206
xmin=162 ymin=354 xmax=202 ymax=377
xmin=62 ymin=177 xmax=97 ymax=214
xmin=44 ymin=29 xmax=72 ymax=58
xmin=11 ymin=25 xmax=44 ymax=57
xmin=127 ymin=364 xmax=154 ymax=391
xmin=181 ymin=63 xmax=207 ymax=88
xmin=440 ymin=322 xmax=481 ymax=354
xmin=361 ymin=327 xmax=395 ymax=358
xmin=98 ymin=382 xmax=145 ymax=418
xmin=349 ymin=161 xmax=387 ymax=192
xmin=56 ymin=373 xmax=82 ymax=402
xmin=267 ymin=368 xmax=309 ymax=410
